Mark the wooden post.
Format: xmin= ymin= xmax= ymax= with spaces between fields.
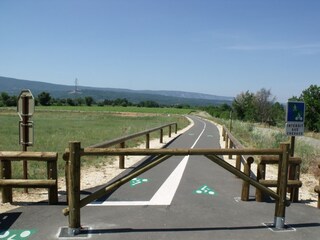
xmin=160 ymin=129 xmax=163 ymax=143
xmin=228 ymin=141 xmax=233 ymax=159
xmin=235 ymin=155 xmax=241 ymax=171
xmin=47 ymin=159 xmax=58 ymax=204
xmin=169 ymin=125 xmax=172 ymax=138
xmin=290 ymin=163 xmax=300 ymax=202
xmin=0 ymin=160 xmax=12 ymax=203
xmin=146 ymin=133 xmax=150 ymax=149
xmin=224 ymin=134 xmax=229 ymax=149
xmin=65 ymin=157 xmax=69 ymax=205
xmin=119 ymin=142 xmax=125 ymax=169
xmin=274 ymin=143 xmax=290 ymax=229
xmin=241 ymin=157 xmax=254 ymax=201
xmin=255 ymin=163 xmax=266 ymax=202
xmin=222 ymin=127 xmax=226 ymax=141
xmin=315 ymin=164 xmax=320 ymax=209
xmin=67 ymin=142 xmax=81 ymax=236
xmin=174 ymin=123 xmax=178 ymax=134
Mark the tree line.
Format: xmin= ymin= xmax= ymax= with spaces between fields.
xmin=202 ymin=85 xmax=320 ymax=132
xmin=0 ymin=91 xmax=191 ymax=109
xmin=1 ymin=84 xmax=319 ymax=132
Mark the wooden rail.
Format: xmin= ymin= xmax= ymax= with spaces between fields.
xmin=0 ymin=151 xmax=58 ymax=204
xmin=221 ymin=126 xmax=255 ymax=201
xmin=62 ymin=141 xmax=291 ymax=235
xmin=315 ymin=164 xmax=320 ymax=209
xmin=69 ymin=122 xmax=177 ymax=169
xmin=256 ymin=156 xmax=302 ymax=202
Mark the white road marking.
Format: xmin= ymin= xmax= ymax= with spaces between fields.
xmin=89 ymin=118 xmax=207 ymax=206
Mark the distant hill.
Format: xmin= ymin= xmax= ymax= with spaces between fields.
xmin=0 ymin=76 xmax=233 ymax=106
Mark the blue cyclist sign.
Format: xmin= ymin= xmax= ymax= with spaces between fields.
xmin=285 ymin=101 xmax=305 ymax=136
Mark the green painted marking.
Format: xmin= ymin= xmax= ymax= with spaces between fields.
xmin=193 ymin=185 xmax=216 ymax=195
xmin=0 ymin=229 xmax=36 ymax=239
xmin=188 ymin=133 xmax=195 ymax=136
xmin=207 ymin=135 xmax=213 ymax=138
xmin=130 ymin=177 xmax=149 ymax=187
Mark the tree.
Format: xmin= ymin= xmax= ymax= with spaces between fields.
xmin=299 ymin=85 xmax=320 ymax=132
xmin=232 ymin=91 xmax=256 ymax=121
xmin=38 ymin=92 xmax=52 ymax=106
xmin=85 ymin=96 xmax=94 ymax=106
xmin=254 ymin=88 xmax=275 ymax=123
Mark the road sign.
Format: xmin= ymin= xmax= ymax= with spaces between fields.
xmin=285 ymin=101 xmax=305 ymax=136
xmin=17 ymin=89 xmax=35 ymax=118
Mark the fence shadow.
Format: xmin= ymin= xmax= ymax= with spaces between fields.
xmin=79 ymin=222 xmax=320 ymax=236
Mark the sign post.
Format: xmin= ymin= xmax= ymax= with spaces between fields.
xmin=285 ymin=101 xmax=305 ymax=202
xmin=17 ymin=90 xmax=35 ymax=193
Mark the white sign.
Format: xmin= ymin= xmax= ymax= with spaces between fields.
xmin=285 ymin=122 xmax=304 ymax=136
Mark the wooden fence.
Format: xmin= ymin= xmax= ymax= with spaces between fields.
xmin=62 ymin=141 xmax=291 ymax=236
xmin=256 ymin=156 xmax=302 ymax=202
xmin=89 ymin=122 xmax=177 ymax=169
xmin=222 ymin=126 xmax=303 ymax=203
xmin=221 ymin=126 xmax=255 ymax=201
xmin=315 ymin=164 xmax=320 ymax=209
xmin=0 ymin=151 xmax=58 ymax=204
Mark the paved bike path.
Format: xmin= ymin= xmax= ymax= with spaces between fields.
xmin=0 ymin=115 xmax=319 ymax=240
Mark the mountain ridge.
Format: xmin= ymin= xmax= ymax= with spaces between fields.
xmin=0 ymin=76 xmax=233 ymax=106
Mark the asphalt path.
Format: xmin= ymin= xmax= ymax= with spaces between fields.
xmin=1 ymin=115 xmax=319 ymax=240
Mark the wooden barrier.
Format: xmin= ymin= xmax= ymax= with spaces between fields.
xmin=0 ymin=151 xmax=58 ymax=204
xmin=315 ymin=164 xmax=320 ymax=209
xmin=221 ymin=126 xmax=254 ymax=201
xmin=85 ymin=122 xmax=178 ymax=169
xmin=62 ymin=142 xmax=291 ymax=235
xmin=256 ymin=156 xmax=302 ymax=202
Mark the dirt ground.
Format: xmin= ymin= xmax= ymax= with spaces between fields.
xmin=1 ymin=116 xmax=318 ymax=213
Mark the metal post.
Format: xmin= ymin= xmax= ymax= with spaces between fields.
xmin=68 ymin=142 xmax=81 ymax=236
xmin=274 ymin=143 xmax=290 ymax=229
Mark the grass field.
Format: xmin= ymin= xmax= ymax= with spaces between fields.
xmin=36 ymin=105 xmax=193 ymax=115
xmin=0 ymin=106 xmax=190 ymax=179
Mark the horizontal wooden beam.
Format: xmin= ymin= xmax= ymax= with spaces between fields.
xmin=0 ymin=179 xmax=56 ymax=188
xmin=0 ymin=151 xmax=58 ymax=161
xmin=89 ymin=122 xmax=177 ymax=148
xmin=64 ymin=147 xmax=282 ymax=158
xmin=259 ymin=180 xmax=302 ymax=188
xmin=260 ymin=156 xmax=302 ymax=164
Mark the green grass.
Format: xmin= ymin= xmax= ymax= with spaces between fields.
xmin=217 ymin=118 xmax=320 ymax=175
xmin=36 ymin=105 xmax=193 ymax=115
xmin=0 ymin=107 xmax=190 ymax=179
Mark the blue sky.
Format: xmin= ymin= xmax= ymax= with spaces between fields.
xmin=1 ymin=0 xmax=319 ymax=102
